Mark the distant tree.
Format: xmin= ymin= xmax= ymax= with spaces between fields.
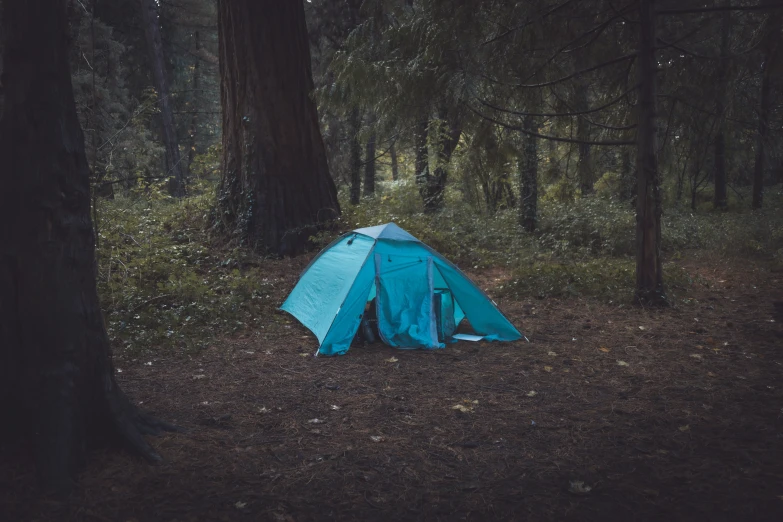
xmin=753 ymin=5 xmax=781 ymax=209
xmin=139 ymin=0 xmax=186 ymax=197
xmin=390 ymin=142 xmax=399 ymax=181
xmin=0 ymin=0 xmax=172 ymax=493
xmin=349 ymin=109 xmax=362 ymax=205
xmin=215 ymin=0 xmax=339 ymax=255
xmin=635 ymin=0 xmax=666 ymax=305
xmin=364 ymin=129 xmax=377 ymax=197
xmin=520 ymin=116 xmax=538 ymax=233
xmin=712 ymin=7 xmax=732 ymax=209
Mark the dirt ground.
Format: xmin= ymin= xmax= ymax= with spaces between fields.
xmin=2 ymin=254 xmax=783 ymax=522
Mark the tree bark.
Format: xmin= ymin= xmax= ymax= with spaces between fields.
xmin=349 ymin=108 xmax=361 ymax=205
xmin=414 ymin=116 xmax=429 ymax=187
xmin=364 ymin=132 xmax=376 ymax=197
xmin=520 ymin=116 xmax=538 ymax=233
xmin=752 ymin=9 xmax=780 ymax=209
xmin=620 ymin=147 xmax=636 ymax=204
xmin=139 ymin=0 xmax=186 ymax=197
xmin=0 ymin=0 xmax=173 ymax=494
xmin=635 ymin=0 xmax=667 ymax=305
xmin=424 ymin=108 xmax=461 ymax=213
xmin=713 ymin=7 xmax=731 ymax=209
xmin=390 ymin=142 xmax=399 ymax=181
xmin=215 ymin=0 xmax=340 ymax=255
xmin=575 ymin=82 xmax=593 ymax=196
xmin=186 ymin=31 xmax=202 ymax=180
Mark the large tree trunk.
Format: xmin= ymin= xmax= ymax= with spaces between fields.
xmin=186 ymin=31 xmax=202 ymax=180
xmin=575 ymin=82 xmax=593 ymax=196
xmin=520 ymin=116 xmax=538 ymax=233
xmin=635 ymin=0 xmax=667 ymax=305
xmin=349 ymin=108 xmax=362 ymax=205
xmin=364 ymin=132 xmax=376 ymax=197
xmin=0 ymin=0 xmax=172 ymax=494
xmin=752 ymin=8 xmax=780 ymax=209
xmin=713 ymin=7 xmax=731 ymax=209
xmin=139 ymin=0 xmax=186 ymax=198
xmin=215 ymin=0 xmax=339 ymax=255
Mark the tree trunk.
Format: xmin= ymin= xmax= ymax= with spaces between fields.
xmin=752 ymin=9 xmax=780 ymax=209
xmin=349 ymin=108 xmax=361 ymax=205
xmin=390 ymin=142 xmax=399 ymax=181
xmin=620 ymin=147 xmax=636 ymax=204
xmin=520 ymin=116 xmax=538 ymax=233
xmin=0 ymin=0 xmax=172 ymax=494
xmin=139 ymin=0 xmax=185 ymax=197
xmin=576 ymin=82 xmax=593 ymax=196
xmin=364 ymin=132 xmax=376 ymax=197
xmin=424 ymin=109 xmax=461 ymax=213
xmin=186 ymin=31 xmax=201 ymax=180
xmin=414 ymin=116 xmax=429 ymax=187
xmin=215 ymin=0 xmax=340 ymax=255
xmin=713 ymin=7 xmax=731 ymax=209
xmin=635 ymin=0 xmax=667 ymax=305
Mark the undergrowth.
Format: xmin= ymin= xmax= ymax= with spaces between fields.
xmin=96 ymin=190 xmax=283 ymax=356
xmin=94 ymin=179 xmax=782 ymax=356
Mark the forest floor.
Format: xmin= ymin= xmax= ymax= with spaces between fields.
xmin=2 ymin=253 xmax=783 ymax=522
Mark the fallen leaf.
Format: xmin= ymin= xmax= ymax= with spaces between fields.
xmin=547 ymin=351 xmax=557 ymax=356
xmin=690 ymin=354 xmax=703 ymax=359
xmin=599 ymin=347 xmax=610 ymax=353
xmin=617 ymin=360 xmax=629 ymax=367
xmin=330 ymin=405 xmax=341 ymax=411
xmin=192 ymin=374 xmax=207 ymax=380
xmin=526 ymin=391 xmax=538 ymax=397
xmin=707 ymin=372 xmax=717 ymax=377
xmin=308 ymin=418 xmax=324 ymax=424
xmin=678 ymin=424 xmax=690 ymax=432
xmin=235 ymin=501 xmax=247 ymax=509
xmin=385 ymin=357 xmax=399 ymax=363
xmin=370 ymin=435 xmax=385 ymax=442
xmin=638 ymin=326 xmax=646 ymax=331
xmin=258 ymin=406 xmax=270 ymax=414
xmin=452 ymin=404 xmax=474 ymax=413
xmin=299 ymin=353 xmax=310 ymax=357
xmin=543 ymin=366 xmax=553 ymax=372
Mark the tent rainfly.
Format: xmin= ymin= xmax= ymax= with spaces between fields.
xmin=281 ymin=223 xmax=523 ymax=356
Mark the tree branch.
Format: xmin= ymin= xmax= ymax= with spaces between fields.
xmin=464 ymin=103 xmax=635 ymax=146
xmin=517 ymin=53 xmax=636 ymax=88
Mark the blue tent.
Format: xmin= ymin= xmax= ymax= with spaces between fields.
xmin=281 ymin=223 xmax=522 ymax=356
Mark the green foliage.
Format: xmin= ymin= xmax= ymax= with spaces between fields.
xmin=96 ymin=194 xmax=277 ymax=355
xmin=501 ymin=259 xmax=699 ymax=301
xmin=70 ymin=15 xmax=164 ymax=191
xmin=338 ymin=180 xmax=783 ymax=301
